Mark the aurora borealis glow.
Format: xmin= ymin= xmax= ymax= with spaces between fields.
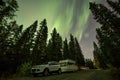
xmin=15 ymin=0 xmax=103 ymax=59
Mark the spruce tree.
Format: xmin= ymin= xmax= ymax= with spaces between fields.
xmin=74 ymin=38 xmax=85 ymax=66
xmin=63 ymin=38 xmax=69 ymax=59
xmin=56 ymin=33 xmax=62 ymax=60
xmin=32 ymin=19 xmax=48 ymax=64
xmin=46 ymin=39 xmax=53 ymax=61
xmin=16 ymin=21 xmax=37 ymax=66
xmin=0 ymin=0 xmax=18 ymax=59
xmin=0 ymin=0 xmax=19 ymax=75
xmin=69 ymin=34 xmax=76 ymax=60
xmin=90 ymin=0 xmax=120 ymax=68
xmin=47 ymin=28 xmax=62 ymax=61
xmin=0 ymin=21 xmax=23 ymax=75
xmin=93 ymin=42 xmax=107 ymax=69
xmin=93 ymin=42 xmax=100 ymax=68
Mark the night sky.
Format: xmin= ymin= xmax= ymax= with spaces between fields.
xmin=15 ymin=0 xmax=107 ymax=59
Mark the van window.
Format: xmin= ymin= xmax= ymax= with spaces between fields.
xmin=67 ymin=62 xmax=74 ymax=65
xmin=60 ymin=63 xmax=67 ymax=67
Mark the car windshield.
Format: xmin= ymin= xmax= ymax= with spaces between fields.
xmin=48 ymin=61 xmax=59 ymax=65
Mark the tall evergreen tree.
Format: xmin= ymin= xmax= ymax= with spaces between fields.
xmin=74 ymin=38 xmax=85 ymax=66
xmin=32 ymin=19 xmax=48 ymax=64
xmin=90 ymin=0 xmax=120 ymax=68
xmin=7 ymin=22 xmax=23 ymax=73
xmin=0 ymin=21 xmax=23 ymax=75
xmin=56 ymin=33 xmax=62 ymax=60
xmin=16 ymin=21 xmax=37 ymax=66
xmin=69 ymin=34 xmax=76 ymax=60
xmin=93 ymin=42 xmax=100 ymax=68
xmin=46 ymin=39 xmax=53 ymax=61
xmin=0 ymin=0 xmax=19 ymax=75
xmin=63 ymin=38 xmax=69 ymax=59
xmin=0 ymin=0 xmax=18 ymax=59
xmin=93 ymin=42 xmax=107 ymax=69
xmin=47 ymin=28 xmax=62 ymax=61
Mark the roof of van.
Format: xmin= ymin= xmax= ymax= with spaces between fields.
xmin=59 ymin=59 xmax=76 ymax=63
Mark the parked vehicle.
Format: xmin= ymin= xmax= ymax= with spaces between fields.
xmin=59 ymin=59 xmax=78 ymax=72
xmin=31 ymin=61 xmax=61 ymax=76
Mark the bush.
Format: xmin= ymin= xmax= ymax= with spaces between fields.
xmin=17 ymin=62 xmax=32 ymax=76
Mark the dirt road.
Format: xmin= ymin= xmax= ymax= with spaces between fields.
xmin=2 ymin=70 xmax=113 ymax=80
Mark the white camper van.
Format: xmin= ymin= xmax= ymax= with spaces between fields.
xmin=59 ymin=59 xmax=78 ymax=72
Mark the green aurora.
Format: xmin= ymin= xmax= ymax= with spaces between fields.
xmin=15 ymin=0 xmax=100 ymax=40
xmin=15 ymin=0 xmax=101 ymax=59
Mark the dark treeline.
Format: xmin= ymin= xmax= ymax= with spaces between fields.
xmin=85 ymin=59 xmax=94 ymax=69
xmin=0 ymin=0 xmax=85 ymax=76
xmin=90 ymin=0 xmax=120 ymax=69
xmin=90 ymin=0 xmax=120 ymax=79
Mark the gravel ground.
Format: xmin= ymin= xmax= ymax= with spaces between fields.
xmin=1 ymin=70 xmax=113 ymax=80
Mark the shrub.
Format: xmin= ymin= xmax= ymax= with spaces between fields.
xmin=17 ymin=62 xmax=32 ymax=76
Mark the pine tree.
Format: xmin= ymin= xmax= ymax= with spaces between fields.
xmin=0 ymin=21 xmax=23 ymax=75
xmin=46 ymin=39 xmax=53 ymax=61
xmin=68 ymin=34 xmax=85 ymax=66
xmin=93 ymin=42 xmax=107 ymax=69
xmin=90 ymin=0 xmax=120 ymax=68
xmin=93 ymin=42 xmax=100 ymax=68
xmin=74 ymin=38 xmax=85 ymax=66
xmin=16 ymin=21 xmax=37 ymax=66
xmin=63 ymin=38 xmax=69 ymax=59
xmin=56 ymin=33 xmax=62 ymax=60
xmin=69 ymin=34 xmax=76 ymax=60
xmin=32 ymin=19 xmax=48 ymax=64
xmin=0 ymin=0 xmax=18 ymax=59
xmin=47 ymin=28 xmax=62 ymax=61
xmin=0 ymin=0 xmax=19 ymax=75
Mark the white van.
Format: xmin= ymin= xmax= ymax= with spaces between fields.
xmin=59 ymin=59 xmax=78 ymax=72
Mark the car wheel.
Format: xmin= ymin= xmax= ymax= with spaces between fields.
xmin=43 ymin=69 xmax=49 ymax=76
xmin=58 ymin=69 xmax=61 ymax=74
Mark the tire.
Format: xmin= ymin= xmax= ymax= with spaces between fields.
xmin=58 ymin=69 xmax=61 ymax=74
xmin=43 ymin=69 xmax=49 ymax=76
